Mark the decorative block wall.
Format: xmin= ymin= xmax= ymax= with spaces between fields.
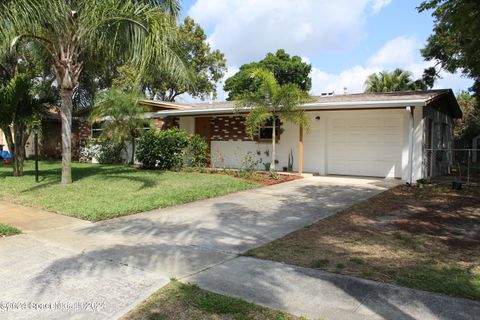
xmin=211 ymin=116 xmax=251 ymax=141
xmin=211 ymin=116 xmax=282 ymax=142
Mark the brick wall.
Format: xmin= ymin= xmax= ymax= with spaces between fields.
xmin=153 ymin=117 xmax=179 ymax=130
xmin=78 ymin=120 xmax=91 ymax=144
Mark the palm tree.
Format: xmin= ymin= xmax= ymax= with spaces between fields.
xmin=0 ymin=73 xmax=46 ymax=176
xmin=364 ymin=68 xmax=415 ymax=92
xmin=236 ymin=68 xmax=310 ymax=171
xmin=0 ymin=0 xmax=186 ymax=184
xmin=89 ymin=88 xmax=149 ymax=165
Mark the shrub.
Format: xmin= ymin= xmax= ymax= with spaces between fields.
xmin=239 ymin=151 xmax=261 ymax=172
xmin=97 ymin=141 xmax=124 ymax=164
xmin=187 ymin=134 xmax=209 ymax=167
xmin=136 ymin=128 xmax=190 ymax=170
xmin=79 ymin=139 xmax=123 ymax=164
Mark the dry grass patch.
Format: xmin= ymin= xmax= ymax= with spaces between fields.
xmin=246 ymin=185 xmax=480 ymax=300
xmin=122 ymin=280 xmax=305 ymax=320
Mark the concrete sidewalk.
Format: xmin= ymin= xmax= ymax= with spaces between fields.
xmin=0 ymin=201 xmax=89 ymax=232
xmin=187 ymin=256 xmax=480 ymax=320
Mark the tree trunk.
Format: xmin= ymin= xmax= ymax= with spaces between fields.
xmin=271 ymin=116 xmax=276 ymax=171
xmin=60 ymin=88 xmax=73 ymax=184
xmin=130 ymin=135 xmax=135 ymax=165
xmin=11 ymin=124 xmax=26 ymax=177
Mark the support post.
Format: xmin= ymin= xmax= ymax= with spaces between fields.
xmin=299 ymin=125 xmax=304 ymax=175
xmin=407 ymin=106 xmax=415 ymax=185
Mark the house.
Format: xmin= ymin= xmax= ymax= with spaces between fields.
xmin=0 ymin=101 xmax=181 ymax=160
xmin=141 ymin=89 xmax=461 ymax=183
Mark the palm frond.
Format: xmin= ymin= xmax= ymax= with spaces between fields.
xmin=244 ymin=105 xmax=272 ymax=139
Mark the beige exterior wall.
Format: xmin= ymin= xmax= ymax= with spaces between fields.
xmin=176 ymin=108 xmax=426 ymax=180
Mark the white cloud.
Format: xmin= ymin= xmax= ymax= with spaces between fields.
xmin=370 ymin=0 xmax=392 ymax=14
xmin=188 ymin=0 xmax=392 ymax=66
xmin=310 ymin=36 xmax=473 ymax=95
xmin=367 ymin=36 xmax=418 ymax=67
xmin=310 ymin=66 xmax=381 ymax=95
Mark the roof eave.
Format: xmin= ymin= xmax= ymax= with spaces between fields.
xmin=150 ymin=100 xmax=427 ymax=117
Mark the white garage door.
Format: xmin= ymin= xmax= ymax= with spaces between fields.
xmin=327 ymin=115 xmax=403 ymax=178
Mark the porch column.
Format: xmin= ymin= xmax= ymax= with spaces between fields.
xmin=299 ymin=125 xmax=304 ymax=174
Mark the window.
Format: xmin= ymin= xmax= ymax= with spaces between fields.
xmin=91 ymin=123 xmax=102 ymax=139
xmin=425 ymin=119 xmax=433 ymax=150
xmin=441 ymin=123 xmax=447 ymax=148
xmin=258 ymin=117 xmax=280 ymax=142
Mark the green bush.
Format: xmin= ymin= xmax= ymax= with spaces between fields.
xmin=97 ymin=141 xmax=124 ymax=164
xmin=136 ymin=128 xmax=190 ymax=170
xmin=187 ymin=134 xmax=209 ymax=167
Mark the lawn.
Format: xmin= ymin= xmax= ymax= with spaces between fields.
xmin=246 ymin=184 xmax=480 ymax=301
xmin=122 ymin=280 xmax=303 ymax=320
xmin=0 ymin=161 xmax=257 ymax=221
xmin=0 ymin=223 xmax=20 ymax=237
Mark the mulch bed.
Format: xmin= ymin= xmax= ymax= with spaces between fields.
xmin=185 ymin=168 xmax=303 ymax=186
xmin=254 ymin=172 xmax=303 ymax=185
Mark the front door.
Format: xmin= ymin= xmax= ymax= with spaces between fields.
xmin=195 ymin=117 xmax=212 ymax=154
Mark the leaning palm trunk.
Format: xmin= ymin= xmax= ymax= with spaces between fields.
xmin=3 ymin=123 xmax=28 ymax=177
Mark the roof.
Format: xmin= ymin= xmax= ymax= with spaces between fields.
xmin=148 ymin=89 xmax=462 ymax=118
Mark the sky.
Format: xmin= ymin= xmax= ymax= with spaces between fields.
xmin=177 ymin=0 xmax=472 ymax=102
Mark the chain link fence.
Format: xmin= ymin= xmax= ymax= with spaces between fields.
xmin=425 ymin=149 xmax=480 ymax=184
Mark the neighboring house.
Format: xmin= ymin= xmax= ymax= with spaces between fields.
xmin=0 ymin=101 xmax=179 ymax=161
xmin=140 ymin=89 xmax=461 ymax=182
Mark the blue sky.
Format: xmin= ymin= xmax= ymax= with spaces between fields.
xmin=178 ymin=0 xmax=472 ymax=101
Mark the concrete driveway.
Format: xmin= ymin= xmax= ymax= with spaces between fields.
xmin=0 ymin=176 xmax=445 ymax=320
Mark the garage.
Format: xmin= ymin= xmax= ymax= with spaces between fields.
xmin=326 ymin=114 xmax=403 ymax=178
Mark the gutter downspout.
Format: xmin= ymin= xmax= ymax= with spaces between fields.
xmin=407 ymin=106 xmax=415 ymax=185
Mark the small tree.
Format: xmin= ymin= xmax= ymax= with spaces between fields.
xmin=235 ymin=68 xmax=310 ymax=171
xmin=225 ymin=49 xmax=312 ymax=101
xmin=89 ymin=88 xmax=149 ymax=165
xmin=455 ymin=91 xmax=480 ymax=147
xmin=0 ymin=74 xmax=45 ymax=176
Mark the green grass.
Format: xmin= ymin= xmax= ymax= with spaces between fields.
xmin=0 ymin=223 xmax=20 ymax=237
xmin=311 ymin=259 xmax=329 ymax=268
xmin=395 ymin=265 xmax=480 ymax=301
xmin=0 ymin=161 xmax=257 ymax=221
xmin=122 ymin=280 xmax=304 ymax=320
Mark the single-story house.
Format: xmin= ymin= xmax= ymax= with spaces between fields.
xmin=143 ymin=89 xmax=461 ymax=183
xmin=0 ymin=101 xmax=180 ymax=160
xmin=2 ymin=89 xmax=461 ymax=183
